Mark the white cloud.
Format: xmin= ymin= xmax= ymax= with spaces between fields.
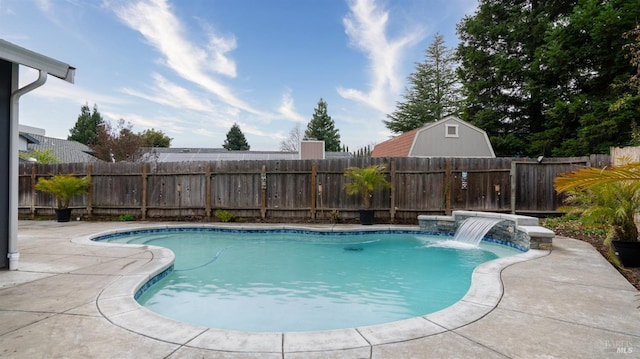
xmin=277 ymin=90 xmax=306 ymax=123
xmin=121 ymin=73 xmax=216 ymax=113
xmin=35 ymin=0 xmax=51 ymax=13
xmin=22 ymin=68 xmax=124 ymax=107
xmin=113 ymin=0 xmax=267 ymax=116
xmin=338 ymin=0 xmax=424 ymax=113
xmin=101 ymin=110 xmax=195 ymax=138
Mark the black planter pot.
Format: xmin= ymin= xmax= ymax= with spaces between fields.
xmin=359 ymin=209 xmax=374 ymax=225
xmin=612 ymin=240 xmax=640 ymax=268
xmin=55 ymin=208 xmax=72 ymax=223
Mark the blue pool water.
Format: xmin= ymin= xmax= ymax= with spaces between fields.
xmin=103 ymin=230 xmax=520 ymax=332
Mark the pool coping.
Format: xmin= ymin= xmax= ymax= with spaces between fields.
xmin=72 ymin=223 xmax=549 ymax=354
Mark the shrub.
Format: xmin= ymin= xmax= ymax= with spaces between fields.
xmin=215 ymin=210 xmax=236 ymax=222
xmin=119 ymin=214 xmax=135 ymax=221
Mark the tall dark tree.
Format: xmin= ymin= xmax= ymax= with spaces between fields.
xmin=223 ymin=123 xmax=250 ymax=150
xmin=68 ymin=103 xmax=105 ymax=146
xmin=457 ymin=0 xmax=640 ymax=157
xmin=385 ymin=34 xmax=461 ymax=133
xmin=608 ymin=23 xmax=640 ymax=146
xmin=304 ymin=98 xmax=341 ymax=152
xmin=141 ymin=128 xmax=172 ymax=148
xmin=534 ymin=0 xmax=640 ymax=156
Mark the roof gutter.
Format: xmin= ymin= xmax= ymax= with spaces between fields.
xmin=8 ymin=69 xmax=47 ymax=270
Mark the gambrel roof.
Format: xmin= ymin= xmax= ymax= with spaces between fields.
xmin=372 ymin=116 xmax=495 ymax=158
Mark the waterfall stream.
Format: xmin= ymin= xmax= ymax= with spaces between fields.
xmin=452 ymin=217 xmax=502 ymax=246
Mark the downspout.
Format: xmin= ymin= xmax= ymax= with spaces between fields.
xmin=8 ymin=68 xmax=47 ymax=270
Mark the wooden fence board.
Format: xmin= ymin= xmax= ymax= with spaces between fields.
xmin=18 ymin=156 xmax=611 ymax=221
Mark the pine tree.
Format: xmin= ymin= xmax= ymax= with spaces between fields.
xmin=223 ymin=123 xmax=250 ymax=151
xmin=385 ymin=34 xmax=460 ymax=134
xmin=68 ymin=103 xmax=105 ymax=146
xmin=304 ymin=98 xmax=341 ymax=152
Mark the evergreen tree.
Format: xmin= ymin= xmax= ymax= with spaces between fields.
xmin=223 ymin=123 xmax=250 ymax=151
xmin=68 ymin=103 xmax=105 ymax=146
xmin=304 ymin=98 xmax=341 ymax=152
xmin=457 ymin=0 xmax=640 ymax=156
xmin=385 ymin=34 xmax=461 ymax=133
xmin=533 ymin=0 xmax=640 ymax=156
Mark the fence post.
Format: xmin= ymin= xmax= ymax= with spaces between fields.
xmin=205 ymin=163 xmax=212 ymax=218
xmin=389 ymin=159 xmax=396 ymax=222
xmin=86 ymin=164 xmax=93 ymax=217
xmin=260 ymin=164 xmax=267 ymax=219
xmin=510 ymin=161 xmax=517 ymax=214
xmin=445 ymin=159 xmax=452 ymax=215
xmin=30 ymin=165 xmax=36 ymax=219
xmin=141 ymin=164 xmax=147 ymax=220
xmin=310 ymin=162 xmax=317 ymax=219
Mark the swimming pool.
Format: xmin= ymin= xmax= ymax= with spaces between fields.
xmin=98 ymin=228 xmax=521 ymax=332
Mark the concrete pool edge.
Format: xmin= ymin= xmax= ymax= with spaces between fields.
xmin=74 ymin=223 xmax=550 ymax=353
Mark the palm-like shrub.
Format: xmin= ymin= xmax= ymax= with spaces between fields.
xmin=343 ymin=164 xmax=392 ymax=209
xmin=35 ymin=174 xmax=89 ymax=209
xmin=555 ymin=162 xmax=640 ymax=265
xmin=559 ymin=180 xmax=640 ymax=242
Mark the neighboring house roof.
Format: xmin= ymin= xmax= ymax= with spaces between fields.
xmin=141 ymin=148 xmax=353 ymax=162
xmin=370 ymin=127 xmax=421 ymax=158
xmin=372 ymin=116 xmax=496 ymax=158
xmin=20 ymin=133 xmax=100 ymax=163
xmin=19 ymin=133 xmax=39 ymax=145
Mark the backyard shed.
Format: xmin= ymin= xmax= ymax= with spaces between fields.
xmin=371 ymin=116 xmax=495 ymax=158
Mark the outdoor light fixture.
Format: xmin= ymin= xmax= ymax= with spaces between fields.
xmin=537 ymin=156 xmax=544 ymax=164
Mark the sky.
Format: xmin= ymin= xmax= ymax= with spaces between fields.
xmin=1 ymin=0 xmax=478 ymax=151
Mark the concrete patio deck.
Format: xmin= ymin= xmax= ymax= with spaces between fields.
xmin=0 ymin=220 xmax=638 ymax=358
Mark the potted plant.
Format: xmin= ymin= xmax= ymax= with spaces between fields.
xmin=555 ymin=162 xmax=640 ymax=267
xmin=35 ymin=174 xmax=89 ymax=222
xmin=343 ymin=164 xmax=392 ymax=225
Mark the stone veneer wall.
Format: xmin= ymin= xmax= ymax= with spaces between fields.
xmin=418 ymin=211 xmax=554 ymax=251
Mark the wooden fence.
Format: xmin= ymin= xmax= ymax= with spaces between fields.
xmin=18 ymin=155 xmax=610 ymax=223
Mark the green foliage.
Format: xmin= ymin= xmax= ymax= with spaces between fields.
xmin=34 ymin=174 xmax=89 ymax=209
xmin=554 ymin=162 xmax=640 ymax=243
xmin=223 ymin=123 xmax=250 ymax=151
xmin=554 ymin=162 xmax=640 ymax=193
xmin=457 ymin=0 xmax=640 ymax=156
xmin=141 ymin=128 xmax=172 ymax=148
xmin=119 ymin=214 xmax=135 ymax=221
xmin=215 ymin=210 xmax=236 ymax=222
xmin=343 ymin=165 xmax=392 ymax=209
xmin=304 ymin=98 xmax=341 ymax=152
xmin=385 ymin=33 xmax=461 ymax=133
xmin=19 ymin=149 xmax=59 ymax=164
xmin=68 ymin=103 xmax=105 ymax=146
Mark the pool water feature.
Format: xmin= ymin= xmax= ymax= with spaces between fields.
xmin=453 ymin=217 xmax=503 ymax=246
xmin=103 ymin=229 xmax=521 ymax=332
